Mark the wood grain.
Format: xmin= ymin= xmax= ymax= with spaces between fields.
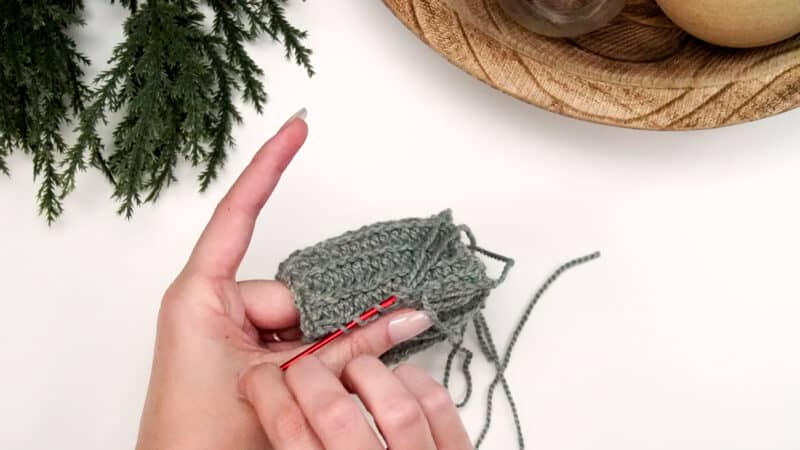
xmin=383 ymin=0 xmax=800 ymax=129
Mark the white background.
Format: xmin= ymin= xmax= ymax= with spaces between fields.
xmin=2 ymin=2 xmax=800 ymax=449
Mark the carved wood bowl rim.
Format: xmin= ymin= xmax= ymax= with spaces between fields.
xmin=384 ymin=0 xmax=800 ymax=130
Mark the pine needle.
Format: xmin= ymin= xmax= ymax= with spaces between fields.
xmin=1 ymin=0 xmax=314 ymax=223
xmin=0 ymin=0 xmax=90 ymax=224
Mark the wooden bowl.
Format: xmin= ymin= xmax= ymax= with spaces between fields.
xmin=384 ymin=0 xmax=800 ymax=130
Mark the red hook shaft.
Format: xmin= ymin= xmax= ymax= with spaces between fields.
xmin=280 ymin=295 xmax=398 ymax=371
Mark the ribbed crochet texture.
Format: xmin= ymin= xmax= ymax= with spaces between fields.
xmin=277 ymin=210 xmax=510 ymax=364
xmin=276 ymin=210 xmax=599 ymax=449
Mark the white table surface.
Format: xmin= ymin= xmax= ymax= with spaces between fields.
xmin=3 ymin=2 xmax=800 ymax=449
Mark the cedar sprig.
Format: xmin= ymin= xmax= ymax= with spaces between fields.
xmin=3 ymin=0 xmax=313 ymax=222
xmin=71 ymin=0 xmax=314 ymax=218
xmin=263 ymin=0 xmax=314 ymax=76
xmin=69 ymin=1 xmax=237 ymax=217
xmin=0 ymin=0 xmax=91 ymax=224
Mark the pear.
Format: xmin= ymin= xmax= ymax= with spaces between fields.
xmin=656 ymin=0 xmax=800 ymax=48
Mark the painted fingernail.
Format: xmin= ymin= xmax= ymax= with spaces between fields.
xmin=388 ymin=311 xmax=432 ymax=344
xmin=281 ymin=107 xmax=307 ymax=129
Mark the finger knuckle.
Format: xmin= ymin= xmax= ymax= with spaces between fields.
xmin=159 ymin=278 xmax=189 ymax=310
xmin=213 ymin=196 xmax=234 ymax=214
xmin=159 ymin=274 xmax=205 ymax=307
xmin=157 ymin=291 xmax=188 ymax=330
xmin=313 ymin=394 xmax=363 ymax=434
xmin=161 ymin=280 xmax=181 ymax=303
xmin=341 ymin=355 xmax=379 ymax=389
xmin=216 ymin=196 xmax=258 ymax=222
xmin=346 ymin=331 xmax=376 ymax=360
xmin=420 ymin=384 xmax=454 ymax=415
xmin=340 ymin=361 xmax=357 ymax=386
xmin=380 ymin=396 xmax=425 ymax=432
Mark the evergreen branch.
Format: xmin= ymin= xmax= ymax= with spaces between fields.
xmin=206 ymin=0 xmax=268 ymax=112
xmin=199 ymin=35 xmax=241 ymax=191
xmin=144 ymin=143 xmax=178 ymax=203
xmin=106 ymin=2 xmax=205 ymax=217
xmin=73 ymin=0 xmax=260 ymax=216
xmin=63 ymin=99 xmax=107 ymax=195
xmin=32 ymin=131 xmax=66 ymax=224
xmin=0 ymin=138 xmax=12 ymax=176
xmin=0 ymin=0 xmax=90 ymax=223
xmin=2 ymin=0 xmax=313 ymax=222
xmin=263 ymin=0 xmax=315 ymax=76
xmin=64 ymin=42 xmax=132 ymax=193
xmin=110 ymin=0 xmax=138 ymax=13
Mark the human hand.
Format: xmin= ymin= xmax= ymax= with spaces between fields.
xmin=135 ymin=111 xmax=457 ymax=450
xmin=239 ymin=354 xmax=474 ymax=450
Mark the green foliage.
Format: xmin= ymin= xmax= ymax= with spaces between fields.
xmin=0 ymin=0 xmax=90 ymax=223
xmin=1 ymin=0 xmax=313 ymax=223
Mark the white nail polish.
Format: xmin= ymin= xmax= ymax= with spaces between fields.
xmin=388 ymin=311 xmax=433 ymax=344
xmin=281 ymin=107 xmax=307 ymax=129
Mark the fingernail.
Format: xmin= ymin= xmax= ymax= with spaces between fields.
xmin=388 ymin=311 xmax=432 ymax=344
xmin=281 ymin=107 xmax=307 ymax=129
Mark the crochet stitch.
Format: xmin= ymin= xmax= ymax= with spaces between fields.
xmin=276 ymin=210 xmax=599 ymax=449
xmin=277 ymin=209 xmax=511 ymax=364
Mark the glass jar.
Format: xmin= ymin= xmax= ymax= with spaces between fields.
xmin=496 ymin=0 xmax=626 ymax=37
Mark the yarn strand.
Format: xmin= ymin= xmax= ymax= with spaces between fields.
xmin=439 ymin=226 xmax=516 ymax=409
xmin=474 ymin=312 xmax=525 ymax=449
xmin=474 ymin=252 xmax=601 ymax=449
xmin=442 ymin=326 xmax=475 ymax=408
xmin=458 ymin=224 xmax=515 ymax=286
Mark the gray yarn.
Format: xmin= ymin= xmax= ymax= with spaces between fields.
xmin=276 ymin=210 xmax=599 ymax=449
xmin=473 ymin=252 xmax=601 ymax=448
xmin=277 ymin=209 xmax=511 ymax=364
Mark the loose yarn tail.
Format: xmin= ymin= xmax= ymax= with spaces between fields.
xmin=459 ymin=224 xmax=515 ymax=286
xmin=442 ymin=323 xmax=477 ymax=408
xmin=439 ymin=228 xmax=516 ymax=410
xmin=474 ymin=311 xmax=525 ymax=449
xmin=451 ymin=251 xmax=601 ymax=450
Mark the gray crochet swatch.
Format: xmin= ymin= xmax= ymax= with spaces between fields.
xmin=276 ymin=209 xmax=510 ymax=364
xmin=276 ymin=209 xmax=599 ymax=449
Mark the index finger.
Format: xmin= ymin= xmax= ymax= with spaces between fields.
xmin=239 ymin=362 xmax=323 ymax=450
xmin=185 ymin=111 xmax=308 ymax=279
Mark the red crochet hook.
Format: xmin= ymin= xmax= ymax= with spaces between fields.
xmin=280 ymin=295 xmax=398 ymax=371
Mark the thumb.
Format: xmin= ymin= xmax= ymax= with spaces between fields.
xmin=314 ymin=309 xmax=433 ymax=375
